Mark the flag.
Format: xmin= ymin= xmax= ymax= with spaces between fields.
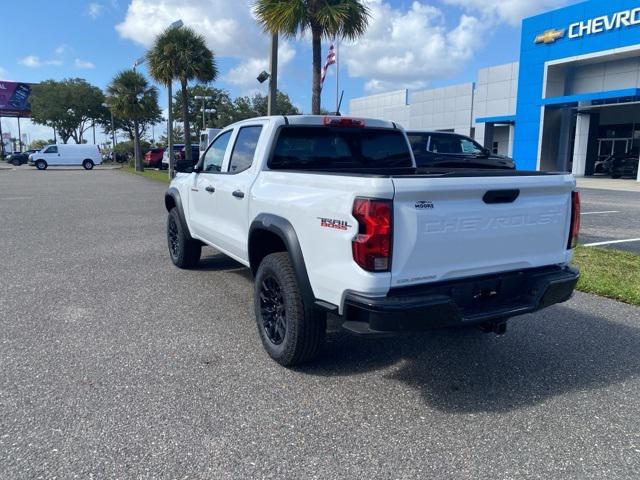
xmin=320 ymin=44 xmax=336 ymax=90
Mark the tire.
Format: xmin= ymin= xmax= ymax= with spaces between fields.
xmin=611 ymin=174 xmax=621 ymax=179
xmin=167 ymin=208 xmax=201 ymax=268
xmin=11 ymin=159 xmax=20 ymax=166
xmin=82 ymin=159 xmax=94 ymax=170
xmin=35 ymin=160 xmax=47 ymax=170
xmin=254 ymin=252 xmax=326 ymax=366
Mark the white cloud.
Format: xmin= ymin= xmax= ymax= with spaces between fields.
xmin=115 ymin=0 xmax=269 ymax=59
xmin=343 ymin=1 xmax=487 ymax=93
xmin=19 ymin=55 xmax=63 ymax=68
xmin=223 ymin=41 xmax=296 ymax=89
xmin=442 ymin=0 xmax=572 ymax=27
xmin=87 ymin=2 xmax=104 ymax=19
xmin=0 ymin=66 xmax=7 ymax=78
xmin=19 ymin=55 xmax=42 ymax=68
xmin=74 ymin=58 xmax=96 ymax=69
xmin=55 ymin=45 xmax=69 ymax=55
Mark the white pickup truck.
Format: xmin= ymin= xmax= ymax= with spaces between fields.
xmin=165 ymin=115 xmax=580 ymax=366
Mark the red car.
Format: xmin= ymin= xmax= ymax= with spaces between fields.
xmin=144 ymin=148 xmax=164 ymax=168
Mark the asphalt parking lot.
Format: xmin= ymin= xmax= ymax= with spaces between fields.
xmin=579 ymin=187 xmax=640 ymax=253
xmin=1 ymin=168 xmax=640 ymax=479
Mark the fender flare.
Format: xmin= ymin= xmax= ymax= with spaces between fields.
xmin=249 ymin=214 xmax=315 ymax=305
xmin=164 ymin=187 xmax=190 ymax=236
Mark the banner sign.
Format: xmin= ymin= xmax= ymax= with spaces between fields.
xmin=0 ymin=81 xmax=32 ymax=116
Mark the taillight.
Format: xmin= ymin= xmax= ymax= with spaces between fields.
xmin=323 ymin=117 xmax=365 ymax=128
xmin=568 ymin=191 xmax=580 ymax=249
xmin=352 ymin=198 xmax=392 ymax=272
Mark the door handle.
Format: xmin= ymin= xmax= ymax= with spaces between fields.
xmin=205 ymin=185 xmax=215 ymax=193
xmin=232 ymin=190 xmax=245 ymax=199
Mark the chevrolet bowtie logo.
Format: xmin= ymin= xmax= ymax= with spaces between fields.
xmin=535 ymin=29 xmax=565 ymax=44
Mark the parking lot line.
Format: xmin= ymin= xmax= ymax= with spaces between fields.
xmin=584 ymin=238 xmax=640 ymax=247
xmin=580 ymin=210 xmax=620 ymax=215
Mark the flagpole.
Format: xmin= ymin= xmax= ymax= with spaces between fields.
xmin=335 ymin=36 xmax=339 ymax=114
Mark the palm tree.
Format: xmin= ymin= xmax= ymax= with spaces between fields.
xmin=147 ymin=26 xmax=218 ymax=163
xmin=253 ymin=0 xmax=370 ymax=115
xmin=107 ymin=70 xmax=159 ymax=172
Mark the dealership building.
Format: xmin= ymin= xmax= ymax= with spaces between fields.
xmin=349 ymin=0 xmax=640 ymax=179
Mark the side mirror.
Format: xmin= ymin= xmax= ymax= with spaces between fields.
xmin=175 ymin=159 xmax=194 ymax=174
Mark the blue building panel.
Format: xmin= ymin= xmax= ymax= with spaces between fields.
xmin=513 ymin=0 xmax=640 ymax=170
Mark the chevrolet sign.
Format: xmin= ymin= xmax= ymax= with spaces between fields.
xmin=535 ymin=29 xmax=565 ymax=44
xmin=536 ymin=7 xmax=640 ymax=45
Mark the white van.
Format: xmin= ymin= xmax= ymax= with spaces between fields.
xmin=199 ymin=128 xmax=221 ymax=152
xmin=30 ymin=144 xmax=102 ymax=170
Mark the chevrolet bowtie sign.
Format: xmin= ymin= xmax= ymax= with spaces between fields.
xmin=536 ymin=7 xmax=640 ymax=44
xmin=535 ymin=29 xmax=565 ymax=44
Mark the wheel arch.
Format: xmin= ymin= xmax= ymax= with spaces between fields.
xmin=164 ymin=187 xmax=190 ymax=236
xmin=249 ymin=214 xmax=315 ymax=305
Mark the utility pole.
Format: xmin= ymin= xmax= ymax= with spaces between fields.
xmin=268 ymin=33 xmax=278 ymax=116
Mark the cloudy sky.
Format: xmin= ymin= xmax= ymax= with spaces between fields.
xmin=0 ymin=0 xmax=575 ymax=144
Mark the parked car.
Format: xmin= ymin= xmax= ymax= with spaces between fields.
xmin=175 ymin=145 xmax=200 ymax=163
xmin=144 ymin=148 xmax=164 ymax=168
xmin=161 ymin=144 xmax=185 ymax=170
xmin=29 ymin=144 xmax=102 ymax=170
xmin=610 ymin=154 xmax=639 ymax=179
xmin=406 ymin=130 xmax=515 ymax=170
xmin=164 ymin=115 xmax=580 ymax=367
xmin=6 ymin=152 xmax=30 ymax=166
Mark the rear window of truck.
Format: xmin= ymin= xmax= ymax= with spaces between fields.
xmin=268 ymin=126 xmax=413 ymax=171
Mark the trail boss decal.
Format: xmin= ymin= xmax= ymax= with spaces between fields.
xmin=318 ymin=217 xmax=351 ymax=230
xmin=415 ymin=200 xmax=434 ymax=210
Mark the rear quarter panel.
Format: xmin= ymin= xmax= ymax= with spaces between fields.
xmin=250 ymin=171 xmax=395 ymax=311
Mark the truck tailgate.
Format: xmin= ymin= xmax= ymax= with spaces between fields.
xmin=390 ymin=174 xmax=575 ymax=288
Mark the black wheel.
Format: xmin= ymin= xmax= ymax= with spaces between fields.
xmin=611 ymin=174 xmax=621 ymax=179
xmin=11 ymin=159 xmax=20 ymax=166
xmin=254 ymin=252 xmax=326 ymax=366
xmin=167 ymin=208 xmax=201 ymax=268
xmin=82 ymin=159 xmax=94 ymax=170
xmin=35 ymin=160 xmax=47 ymax=170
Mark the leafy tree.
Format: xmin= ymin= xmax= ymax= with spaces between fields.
xmin=157 ymin=125 xmax=185 ymax=148
xmin=172 ymin=87 xmax=301 ymax=132
xmin=148 ymin=26 xmax=218 ymax=164
xmin=29 ymin=139 xmax=54 ymax=150
xmin=250 ymin=91 xmax=301 ymax=117
xmin=102 ymin=106 xmax=162 ymax=143
xmin=253 ymin=0 xmax=369 ymax=114
xmin=114 ymin=139 xmax=152 ymax=155
xmin=171 ymin=85 xmax=235 ymax=134
xmin=107 ymin=70 xmax=160 ymax=171
xmin=31 ymin=78 xmax=106 ymax=144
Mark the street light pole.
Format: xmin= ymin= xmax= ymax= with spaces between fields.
xmin=268 ymin=33 xmax=278 ymax=116
xmin=17 ymin=116 xmax=22 ymax=152
xmin=194 ymin=95 xmax=213 ymax=130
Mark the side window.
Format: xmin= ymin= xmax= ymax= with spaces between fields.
xmin=44 ymin=146 xmax=58 ymax=154
xmin=429 ymin=134 xmax=461 ymax=154
xmin=202 ymin=131 xmax=232 ymax=173
xmin=460 ymin=137 xmax=483 ymax=154
xmin=229 ymin=126 xmax=263 ymax=173
xmin=407 ymin=134 xmax=429 ymax=154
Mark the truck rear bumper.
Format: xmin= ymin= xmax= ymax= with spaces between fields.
xmin=342 ymin=265 xmax=579 ymax=336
